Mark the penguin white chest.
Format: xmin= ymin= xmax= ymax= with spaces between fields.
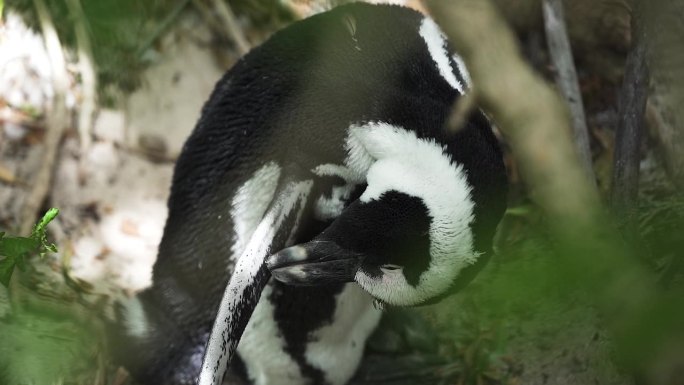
xmin=236 ymin=283 xmax=304 ymax=385
xmin=305 ymin=284 xmax=382 ymax=385
xmin=237 ymin=283 xmax=381 ymax=385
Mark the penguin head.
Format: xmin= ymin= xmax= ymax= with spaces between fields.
xmin=268 ymin=123 xmax=481 ymax=306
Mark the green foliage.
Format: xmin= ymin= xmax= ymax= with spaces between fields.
xmin=0 ymin=308 xmax=100 ymax=385
xmin=448 ymin=308 xmax=514 ymax=385
xmin=5 ymin=0 xmax=295 ymax=94
xmin=0 ymin=209 xmax=102 ymax=385
xmin=0 ymin=208 xmax=59 ymax=287
xmin=7 ymin=0 xmax=181 ymax=91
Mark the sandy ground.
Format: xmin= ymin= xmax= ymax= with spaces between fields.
xmin=51 ymin=13 xmax=227 ymax=297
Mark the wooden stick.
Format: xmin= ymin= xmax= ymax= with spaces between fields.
xmin=611 ymin=13 xmax=649 ymax=224
xmin=65 ymin=0 xmax=97 ymax=155
xmin=542 ymin=0 xmax=596 ymax=185
xmin=447 ymin=90 xmax=478 ymax=133
xmin=207 ymin=0 xmax=250 ymax=55
xmin=191 ymin=0 xmax=225 ymax=40
xmin=21 ymin=0 xmax=70 ymax=235
xmin=137 ymin=0 xmax=192 ymax=57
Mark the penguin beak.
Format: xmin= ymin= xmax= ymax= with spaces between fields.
xmin=266 ymin=242 xmax=361 ymax=286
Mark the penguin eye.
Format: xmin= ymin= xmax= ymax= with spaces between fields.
xmin=380 ymin=264 xmax=402 ymax=273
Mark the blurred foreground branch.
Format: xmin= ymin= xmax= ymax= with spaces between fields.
xmin=426 ymin=0 xmax=600 ymax=226
xmin=425 ymin=0 xmax=684 ymax=381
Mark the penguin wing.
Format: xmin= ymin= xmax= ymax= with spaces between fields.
xmin=198 ymin=178 xmax=314 ymax=385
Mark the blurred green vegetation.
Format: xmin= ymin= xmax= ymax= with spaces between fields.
xmin=10 ymin=0 xmax=181 ymax=91
xmin=0 ymin=311 xmax=101 ymax=385
xmin=6 ymin=0 xmax=296 ymax=93
xmin=432 ymin=187 xmax=684 ymax=384
xmin=0 ymin=208 xmax=103 ymax=385
xmin=0 ymin=208 xmax=59 ymax=287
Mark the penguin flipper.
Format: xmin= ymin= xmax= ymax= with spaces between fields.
xmin=198 ymin=179 xmax=314 ymax=385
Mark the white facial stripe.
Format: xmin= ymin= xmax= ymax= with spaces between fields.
xmin=230 ymin=162 xmax=281 ymax=259
xmin=199 ymin=180 xmax=313 ymax=385
xmin=419 ymin=17 xmax=464 ymax=93
xmin=305 ymin=284 xmax=382 ymax=385
xmin=451 ymin=54 xmax=472 ymax=89
xmin=347 ymin=122 xmax=477 ymax=306
xmin=121 ymin=296 xmax=149 ymax=338
xmin=237 ymin=284 xmax=304 ymax=385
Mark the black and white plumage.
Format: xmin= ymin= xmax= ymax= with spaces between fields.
xmin=109 ymin=3 xmax=507 ymax=385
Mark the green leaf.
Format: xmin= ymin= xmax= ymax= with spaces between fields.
xmin=0 ymin=256 xmax=16 ymax=287
xmin=33 ymin=208 xmax=59 ymax=237
xmin=32 ymin=208 xmax=59 ymax=256
xmin=0 ymin=208 xmax=60 ymax=288
xmin=15 ymin=254 xmax=27 ymax=272
xmin=0 ymin=237 xmax=38 ymax=259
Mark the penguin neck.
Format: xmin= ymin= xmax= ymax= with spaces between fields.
xmin=345 ymin=121 xmax=480 ymax=302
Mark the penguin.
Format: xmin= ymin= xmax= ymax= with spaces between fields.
xmin=108 ymin=3 xmax=508 ymax=385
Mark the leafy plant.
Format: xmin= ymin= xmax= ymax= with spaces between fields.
xmin=0 ymin=208 xmax=59 ymax=287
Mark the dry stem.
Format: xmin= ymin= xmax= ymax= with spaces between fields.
xmin=21 ymin=0 xmax=70 ymax=235
xmin=611 ymin=12 xmax=649 ymax=225
xmin=207 ymin=0 xmax=251 ymax=55
xmin=65 ymin=0 xmax=97 ymax=156
xmin=543 ymin=0 xmax=595 ymax=185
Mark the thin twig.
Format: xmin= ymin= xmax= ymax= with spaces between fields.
xmin=65 ymin=0 xmax=96 ymax=156
xmin=191 ymin=0 xmax=225 ymax=39
xmin=0 ymin=162 xmax=17 ymax=184
xmin=112 ymin=367 xmax=130 ymax=385
xmin=611 ymin=11 xmax=649 ymax=224
xmin=542 ymin=0 xmax=596 ymax=186
xmin=206 ymin=0 xmax=251 ymax=55
xmin=21 ymin=0 xmax=70 ymax=235
xmin=136 ymin=0 xmax=192 ymax=57
xmin=447 ymin=90 xmax=478 ymax=133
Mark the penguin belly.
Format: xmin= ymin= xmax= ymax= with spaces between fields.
xmin=237 ymin=282 xmax=382 ymax=385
